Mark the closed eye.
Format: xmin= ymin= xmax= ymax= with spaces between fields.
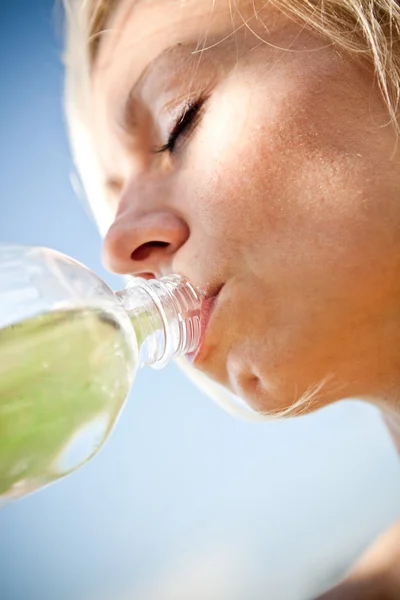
xmin=154 ymin=99 xmax=204 ymax=154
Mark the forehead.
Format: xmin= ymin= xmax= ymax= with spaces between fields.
xmin=90 ymin=0 xmax=255 ymax=163
xmin=91 ymin=0 xmax=280 ymax=101
xmin=94 ymin=0 xmax=224 ymax=86
xmin=91 ymin=0 xmax=217 ymax=132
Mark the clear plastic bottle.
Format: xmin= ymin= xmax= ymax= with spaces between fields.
xmin=0 ymin=244 xmax=203 ymax=505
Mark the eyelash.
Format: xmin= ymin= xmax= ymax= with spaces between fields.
xmin=154 ymin=99 xmax=203 ymax=154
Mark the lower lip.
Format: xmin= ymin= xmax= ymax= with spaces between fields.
xmin=186 ymin=291 xmax=221 ymax=363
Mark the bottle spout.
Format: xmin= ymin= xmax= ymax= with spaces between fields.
xmin=115 ymin=275 xmax=202 ymax=370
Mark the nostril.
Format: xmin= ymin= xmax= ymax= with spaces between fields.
xmin=131 ymin=241 xmax=169 ymax=262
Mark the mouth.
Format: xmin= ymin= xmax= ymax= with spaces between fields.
xmin=186 ymin=284 xmax=223 ymax=364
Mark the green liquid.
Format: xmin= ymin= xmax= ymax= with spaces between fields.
xmin=0 ymin=307 xmax=135 ymax=503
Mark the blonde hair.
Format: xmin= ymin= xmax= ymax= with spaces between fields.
xmin=62 ymin=0 xmax=400 ymax=419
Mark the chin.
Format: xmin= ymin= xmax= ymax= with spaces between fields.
xmin=228 ymin=362 xmax=335 ymax=418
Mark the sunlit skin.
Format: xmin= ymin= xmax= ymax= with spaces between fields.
xmin=91 ymin=0 xmax=400 ymax=415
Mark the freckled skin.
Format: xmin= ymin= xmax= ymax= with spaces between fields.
xmin=91 ymin=0 xmax=400 ymax=415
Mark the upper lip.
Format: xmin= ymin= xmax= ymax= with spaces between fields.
xmin=194 ymin=280 xmax=223 ymax=301
xmin=190 ymin=282 xmax=223 ymax=363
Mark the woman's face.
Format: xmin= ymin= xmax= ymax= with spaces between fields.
xmin=92 ymin=0 xmax=400 ymax=414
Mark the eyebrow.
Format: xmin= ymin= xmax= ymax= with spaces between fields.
xmin=118 ymin=43 xmax=185 ymax=133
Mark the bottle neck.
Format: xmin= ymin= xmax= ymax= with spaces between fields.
xmin=115 ymin=275 xmax=202 ymax=370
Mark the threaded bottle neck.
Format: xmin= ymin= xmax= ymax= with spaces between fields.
xmin=115 ymin=275 xmax=202 ymax=370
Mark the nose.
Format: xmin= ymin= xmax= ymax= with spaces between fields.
xmin=102 ymin=179 xmax=190 ymax=279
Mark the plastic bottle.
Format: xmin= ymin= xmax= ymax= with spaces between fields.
xmin=0 ymin=244 xmax=202 ymax=504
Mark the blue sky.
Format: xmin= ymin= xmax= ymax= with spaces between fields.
xmin=0 ymin=2 xmax=400 ymax=599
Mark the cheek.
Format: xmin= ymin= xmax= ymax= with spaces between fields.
xmin=187 ymin=96 xmax=398 ymax=315
xmin=184 ymin=51 xmax=399 ymax=290
xmin=188 ymin=113 xmax=299 ymax=254
xmin=189 ymin=112 xmax=280 ymax=240
xmin=187 ymin=69 xmax=323 ymax=243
